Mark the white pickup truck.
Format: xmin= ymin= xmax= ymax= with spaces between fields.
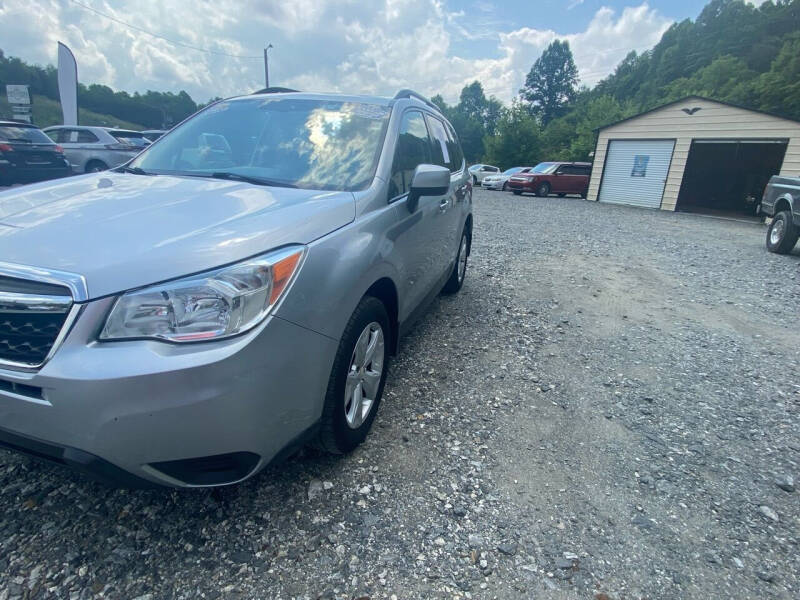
xmin=760 ymin=175 xmax=800 ymax=254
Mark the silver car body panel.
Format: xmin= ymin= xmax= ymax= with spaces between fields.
xmin=0 ymin=173 xmax=356 ymax=299
xmin=0 ymin=92 xmax=471 ymax=486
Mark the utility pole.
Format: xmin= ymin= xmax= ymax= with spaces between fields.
xmin=264 ymin=44 xmax=273 ymax=89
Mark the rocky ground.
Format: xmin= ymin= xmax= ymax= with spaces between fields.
xmin=1 ymin=189 xmax=798 ymax=600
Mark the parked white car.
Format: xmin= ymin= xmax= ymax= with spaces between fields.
xmin=481 ymin=166 xmax=533 ymax=191
xmin=43 ymin=126 xmax=149 ymax=173
xmin=467 ymin=163 xmax=499 ymax=184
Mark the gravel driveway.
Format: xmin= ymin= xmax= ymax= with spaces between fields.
xmin=1 ymin=189 xmax=798 ymax=600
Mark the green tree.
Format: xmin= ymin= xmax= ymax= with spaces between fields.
xmin=483 ymin=102 xmax=542 ymax=168
xmin=519 ymin=40 xmax=578 ymax=125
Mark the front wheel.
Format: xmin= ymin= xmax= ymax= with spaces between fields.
xmin=512 ymin=190 xmax=522 ymax=196
xmin=536 ymin=182 xmax=551 ymax=197
xmin=766 ymin=210 xmax=799 ymax=254
xmin=472 ymin=175 xmax=478 ymax=185
xmin=85 ymin=160 xmax=108 ymax=173
xmin=502 ymin=182 xmax=507 ymax=191
xmin=316 ymin=297 xmax=390 ymax=454
xmin=443 ymin=228 xmax=469 ymax=294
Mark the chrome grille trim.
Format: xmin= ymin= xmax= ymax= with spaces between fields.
xmin=0 ymin=262 xmax=86 ymax=372
xmin=0 ymin=291 xmax=73 ymax=313
xmin=0 ymin=261 xmax=88 ymax=302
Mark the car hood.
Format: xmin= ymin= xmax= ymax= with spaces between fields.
xmin=0 ymin=172 xmax=355 ymax=299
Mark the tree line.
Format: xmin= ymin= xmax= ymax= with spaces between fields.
xmin=435 ymin=0 xmax=800 ymax=168
xmin=0 ymin=49 xmax=200 ymax=128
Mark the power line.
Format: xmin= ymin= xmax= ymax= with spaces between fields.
xmin=67 ymin=0 xmax=262 ymax=59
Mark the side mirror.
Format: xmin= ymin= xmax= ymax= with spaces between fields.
xmin=407 ymin=164 xmax=450 ymax=212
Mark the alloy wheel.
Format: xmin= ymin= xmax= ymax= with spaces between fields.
xmin=770 ymin=219 xmax=785 ymax=245
xmin=344 ymin=322 xmax=385 ymax=429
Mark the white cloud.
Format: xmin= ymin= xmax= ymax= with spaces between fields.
xmin=0 ymin=0 xmax=672 ymax=106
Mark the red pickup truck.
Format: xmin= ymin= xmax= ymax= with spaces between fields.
xmin=507 ymin=161 xmax=591 ymax=197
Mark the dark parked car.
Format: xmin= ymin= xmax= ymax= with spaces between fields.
xmin=507 ymin=161 xmax=591 ymax=197
xmin=760 ymin=174 xmax=799 ymax=254
xmin=0 ymin=121 xmax=71 ymax=186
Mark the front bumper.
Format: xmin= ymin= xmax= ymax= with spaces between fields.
xmin=481 ymin=179 xmax=504 ymax=190
xmin=0 ymin=297 xmax=338 ymax=487
xmin=507 ymin=179 xmax=535 ymax=192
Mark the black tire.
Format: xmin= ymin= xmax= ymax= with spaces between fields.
xmin=85 ymin=160 xmax=108 ymax=173
xmin=766 ymin=210 xmax=799 ymax=254
xmin=512 ymin=190 xmax=522 ymax=196
xmin=557 ymin=193 xmax=566 ymax=197
xmin=443 ymin=226 xmax=469 ymax=294
xmin=580 ymin=188 xmax=588 ymax=199
xmin=472 ymin=175 xmax=478 ymax=185
xmin=502 ymin=182 xmax=507 ymax=191
xmin=316 ymin=296 xmax=390 ymax=454
xmin=536 ymin=182 xmax=550 ymax=197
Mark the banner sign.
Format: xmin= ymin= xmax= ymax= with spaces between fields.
xmin=57 ymin=41 xmax=79 ymax=125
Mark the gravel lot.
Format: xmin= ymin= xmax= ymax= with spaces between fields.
xmin=1 ymin=188 xmax=798 ymax=600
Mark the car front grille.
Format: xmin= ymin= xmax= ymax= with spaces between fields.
xmin=0 ymin=276 xmax=74 ymax=369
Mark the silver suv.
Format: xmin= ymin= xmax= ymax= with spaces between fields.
xmin=43 ymin=125 xmax=149 ymax=173
xmin=0 ymin=90 xmax=472 ymax=487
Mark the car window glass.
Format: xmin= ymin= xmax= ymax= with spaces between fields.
xmin=77 ymin=130 xmax=99 ymax=143
xmin=444 ymin=124 xmax=463 ymax=172
xmin=133 ymin=98 xmax=391 ymax=191
xmin=388 ymin=110 xmax=431 ymax=199
xmin=424 ymin=114 xmax=451 ymax=170
xmin=0 ymin=125 xmax=53 ymax=144
xmin=110 ymin=131 xmax=149 ymax=147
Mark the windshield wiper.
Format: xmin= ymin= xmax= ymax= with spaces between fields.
xmin=116 ymin=165 xmax=153 ymax=175
xmin=207 ymin=171 xmax=297 ymax=188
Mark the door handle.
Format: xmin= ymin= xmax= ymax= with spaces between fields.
xmin=439 ymin=198 xmax=449 ymax=212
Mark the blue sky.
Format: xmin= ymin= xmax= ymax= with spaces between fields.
xmin=0 ymin=0 xmax=721 ymax=104
xmin=448 ymin=0 xmax=706 ymax=60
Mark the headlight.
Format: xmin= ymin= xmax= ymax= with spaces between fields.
xmin=100 ymin=246 xmax=305 ymax=342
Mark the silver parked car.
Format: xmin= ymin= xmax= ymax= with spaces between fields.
xmin=467 ymin=163 xmax=499 ymax=185
xmin=43 ymin=126 xmax=149 ymax=173
xmin=0 ymin=90 xmax=472 ymax=487
xmin=481 ymin=166 xmax=533 ymax=191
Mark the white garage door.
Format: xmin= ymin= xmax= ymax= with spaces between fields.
xmin=598 ymin=140 xmax=675 ymax=208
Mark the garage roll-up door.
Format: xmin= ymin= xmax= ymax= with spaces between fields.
xmin=598 ymin=140 xmax=675 ymax=208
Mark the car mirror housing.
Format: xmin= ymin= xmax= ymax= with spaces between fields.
xmin=407 ymin=164 xmax=450 ymax=212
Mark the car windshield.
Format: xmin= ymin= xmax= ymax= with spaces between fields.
xmin=0 ymin=125 xmax=53 ymax=144
xmin=531 ymin=162 xmax=558 ymax=174
xmin=503 ymin=167 xmax=523 ymax=175
xmin=131 ymin=97 xmax=392 ymax=191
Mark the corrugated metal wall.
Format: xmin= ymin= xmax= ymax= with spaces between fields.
xmin=587 ymin=97 xmax=800 ymax=211
xmin=597 ymin=140 xmax=675 ymax=208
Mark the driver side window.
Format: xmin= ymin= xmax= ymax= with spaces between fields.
xmin=388 ymin=111 xmax=431 ymax=200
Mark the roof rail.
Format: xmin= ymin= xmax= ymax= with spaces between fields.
xmin=393 ymin=89 xmax=440 ymax=112
xmin=252 ymin=87 xmax=299 ymax=95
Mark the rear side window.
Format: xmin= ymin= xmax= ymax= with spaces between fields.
xmin=389 ymin=110 xmax=431 ymax=199
xmin=424 ymin=114 xmax=452 ymax=171
xmin=444 ymin=122 xmax=464 ymax=172
xmin=77 ymin=130 xmax=99 ymax=143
